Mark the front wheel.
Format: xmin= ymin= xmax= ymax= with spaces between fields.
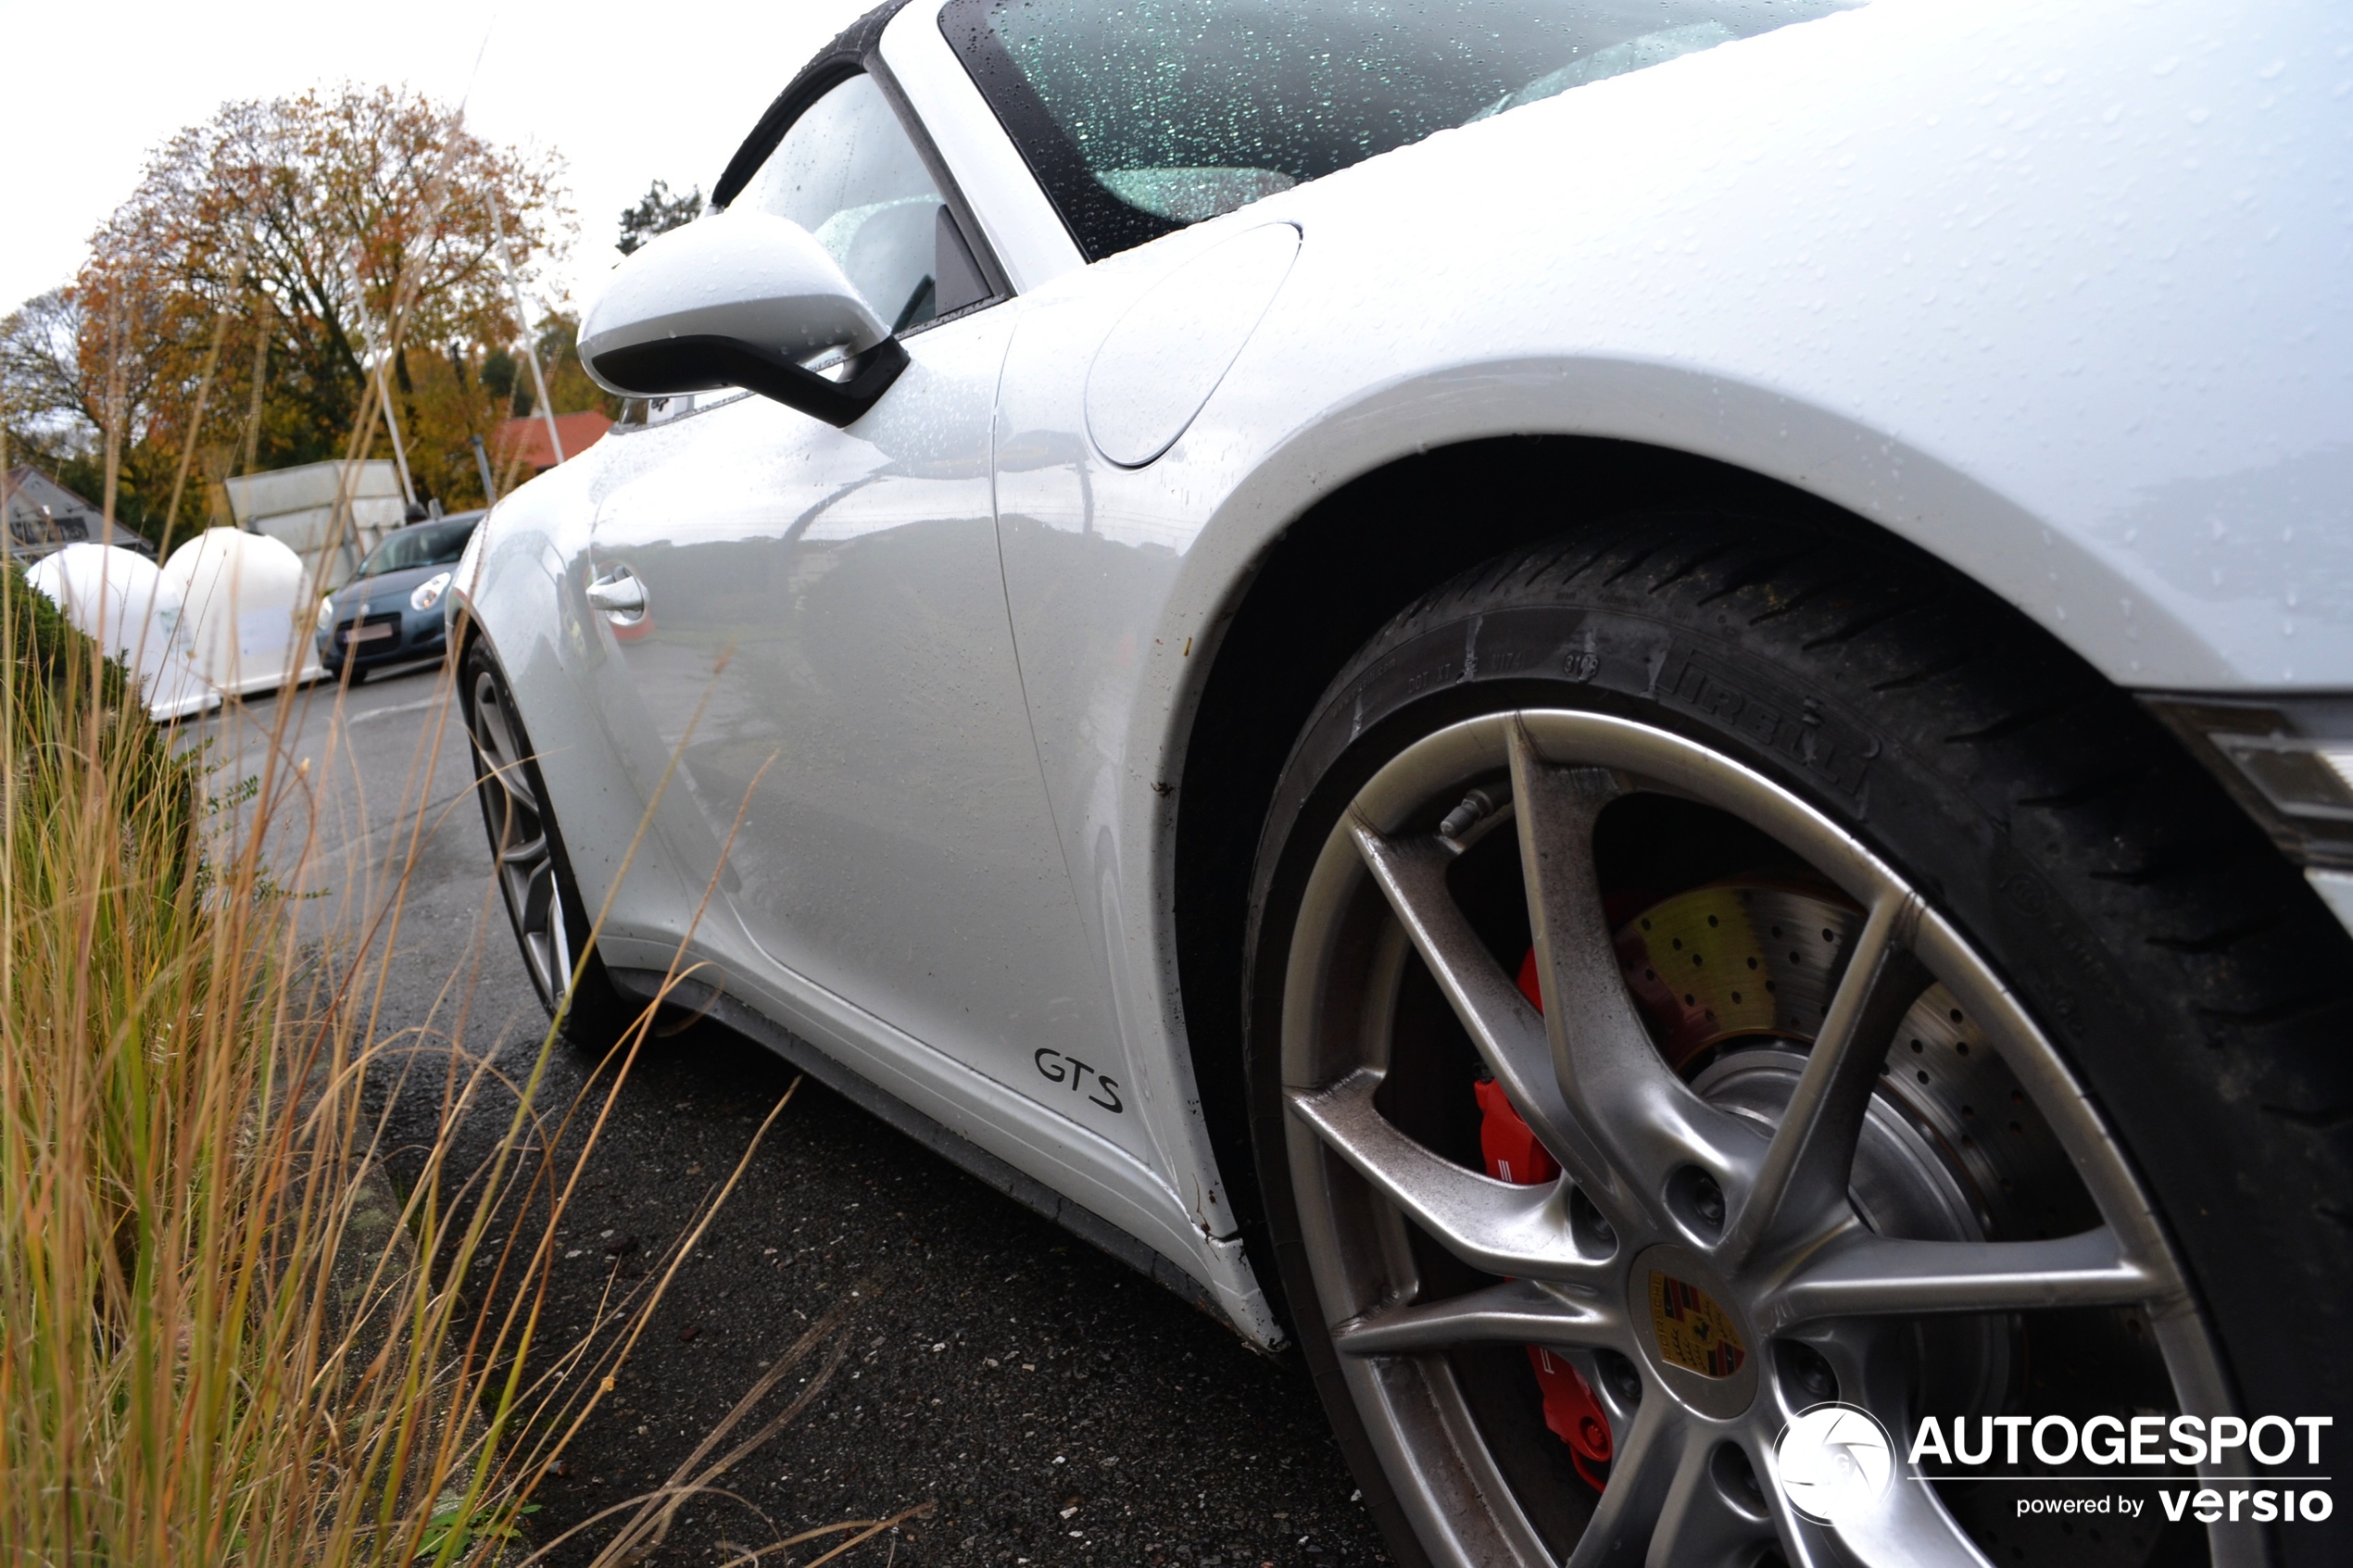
xmin=1244 ymin=517 xmax=2350 ymax=1567
xmin=460 ymin=641 xmax=625 ymax=1046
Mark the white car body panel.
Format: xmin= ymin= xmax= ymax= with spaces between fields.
xmin=583 ymin=309 xmax=1116 ymax=1112
xmin=481 ymin=295 xmax=1286 ymax=1334
xmin=1083 ymin=223 xmax=1302 ymax=467
xmin=455 ymin=0 xmax=2352 ymax=1347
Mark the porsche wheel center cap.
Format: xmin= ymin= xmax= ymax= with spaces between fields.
xmin=1628 ymin=1245 xmax=1758 ymax=1418
xmin=1649 ymin=1269 xmax=1748 ymax=1379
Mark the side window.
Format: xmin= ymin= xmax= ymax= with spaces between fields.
xmin=735 ymin=73 xmax=990 ymax=333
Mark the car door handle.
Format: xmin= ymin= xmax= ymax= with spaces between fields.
xmin=585 ymin=569 xmax=647 ymax=617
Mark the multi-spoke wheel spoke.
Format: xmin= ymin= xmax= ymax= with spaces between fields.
xmin=1348 ymin=815 xmax=1624 ymax=1213
xmin=483 ymin=758 xmax=541 ymax=822
xmin=1764 ymin=1224 xmax=2157 ymax=1328
xmin=1758 ymin=1444 xmax=1989 ymax=1568
xmin=1332 ymin=1277 xmax=1624 ymax=1357
xmin=471 ymin=688 xmax=541 ymax=813
xmin=1642 ymin=1437 xmax=1780 ymax=1568
xmin=497 ymin=827 xmax=549 ymax=868
xmin=519 ymin=861 xmax=559 ymax=988
xmin=1290 ymin=1072 xmax=1613 ymax=1285
xmin=546 ymin=876 xmax=573 ymax=999
xmin=1563 ymin=1396 xmax=1685 ymax=1568
xmin=1508 ymin=721 xmax=1759 ymax=1198
xmin=1721 ymin=893 xmax=1923 ymax=1267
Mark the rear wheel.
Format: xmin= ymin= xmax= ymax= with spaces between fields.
xmin=1243 ymin=516 xmax=2351 ymax=1567
xmin=461 ymin=642 xmax=624 ymax=1044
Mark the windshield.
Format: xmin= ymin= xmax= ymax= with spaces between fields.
xmin=350 ymin=516 xmax=478 ymax=584
xmin=945 ymin=0 xmax=1856 ymax=260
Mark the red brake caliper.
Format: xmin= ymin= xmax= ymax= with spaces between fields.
xmin=1466 ymin=949 xmax=1614 ymax=1491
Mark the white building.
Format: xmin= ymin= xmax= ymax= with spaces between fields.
xmin=3 ymin=468 xmax=154 ymax=563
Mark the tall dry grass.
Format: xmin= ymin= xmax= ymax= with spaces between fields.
xmin=0 ymin=542 xmax=526 ymax=1562
xmin=0 ymin=556 xmax=911 ymax=1564
xmin=0 ymin=88 xmax=917 ymax=1558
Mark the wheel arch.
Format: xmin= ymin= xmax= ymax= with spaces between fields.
xmin=1166 ymin=433 xmax=1843 ymax=1313
xmin=1155 ymin=410 xmax=2214 ymax=1328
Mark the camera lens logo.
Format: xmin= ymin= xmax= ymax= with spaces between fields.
xmin=1775 ymin=1403 xmax=1895 ymax=1525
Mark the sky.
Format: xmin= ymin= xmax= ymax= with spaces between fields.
xmin=4 ymin=0 xmax=875 ymax=320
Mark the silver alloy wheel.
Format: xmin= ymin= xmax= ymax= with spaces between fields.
xmin=468 ymin=667 xmax=573 ymax=1010
xmin=1279 ymin=709 xmax=2244 ymax=1567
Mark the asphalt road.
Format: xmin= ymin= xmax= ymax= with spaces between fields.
xmin=197 ymin=660 xmax=1389 ymax=1567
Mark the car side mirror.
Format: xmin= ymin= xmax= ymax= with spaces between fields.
xmin=579 ymin=210 xmax=910 ymax=427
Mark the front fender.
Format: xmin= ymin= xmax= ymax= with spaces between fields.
xmin=995 ymin=0 xmax=2353 ymax=1322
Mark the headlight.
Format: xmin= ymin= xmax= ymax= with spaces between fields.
xmin=410 ymin=571 xmax=453 ymax=612
xmin=2144 ymin=695 xmax=2353 ymax=928
xmin=317 ymin=596 xmax=335 ymax=632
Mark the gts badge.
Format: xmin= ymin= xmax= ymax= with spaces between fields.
xmin=1035 ymin=1048 xmax=1124 ymax=1114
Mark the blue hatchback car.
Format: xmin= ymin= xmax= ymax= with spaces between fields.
xmin=316 ymin=511 xmax=484 ymax=682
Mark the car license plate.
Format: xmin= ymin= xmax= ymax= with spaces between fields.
xmin=346 ymin=623 xmax=395 ymax=644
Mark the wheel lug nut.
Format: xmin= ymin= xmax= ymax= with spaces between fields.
xmin=1594 ymin=1348 xmax=1642 ymax=1407
xmin=1671 ymin=1166 xmax=1729 ymax=1234
xmin=1710 ymin=1442 xmax=1767 ymax=1514
xmin=1569 ymin=1186 xmax=1616 ymax=1251
xmin=1776 ymin=1340 xmax=1839 ymax=1405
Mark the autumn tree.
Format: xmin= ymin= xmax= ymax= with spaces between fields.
xmin=0 ymin=292 xmax=122 ymax=509
xmin=617 ymin=179 xmax=702 ymax=255
xmin=0 ymin=256 xmax=226 ymax=536
xmin=2 ymin=82 xmax=588 ymax=543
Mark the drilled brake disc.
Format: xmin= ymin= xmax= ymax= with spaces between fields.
xmin=1613 ymin=881 xmax=2093 ymax=1243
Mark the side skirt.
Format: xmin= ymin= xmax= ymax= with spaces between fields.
xmin=606 ymin=967 xmax=1232 ymax=1327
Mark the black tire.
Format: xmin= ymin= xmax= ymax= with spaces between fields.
xmin=459 ymin=639 xmax=629 ymax=1049
xmin=1243 ymin=509 xmax=2352 ymax=1567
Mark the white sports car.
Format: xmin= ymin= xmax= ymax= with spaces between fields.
xmin=449 ymin=1 xmax=2353 ymax=1562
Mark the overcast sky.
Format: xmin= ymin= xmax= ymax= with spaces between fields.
xmin=5 ymin=0 xmax=874 ymax=321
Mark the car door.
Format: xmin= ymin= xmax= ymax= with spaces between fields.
xmin=585 ymin=69 xmax=1128 ymax=1118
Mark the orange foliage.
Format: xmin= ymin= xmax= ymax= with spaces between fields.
xmin=9 ymin=84 xmax=585 ymax=536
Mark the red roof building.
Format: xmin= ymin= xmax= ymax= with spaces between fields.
xmin=495 ymin=410 xmax=613 ymax=472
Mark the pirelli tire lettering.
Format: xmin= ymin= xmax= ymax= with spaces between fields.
xmin=1034 ymin=1047 xmax=1123 ymax=1114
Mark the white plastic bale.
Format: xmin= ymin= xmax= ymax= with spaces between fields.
xmin=22 ymin=543 xmax=220 ymax=721
xmin=160 ymin=529 xmax=325 ymax=701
